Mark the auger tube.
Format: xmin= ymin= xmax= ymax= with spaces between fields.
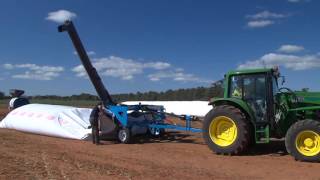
xmin=58 ymin=20 xmax=114 ymax=105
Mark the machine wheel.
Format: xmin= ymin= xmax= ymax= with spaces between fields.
xmin=158 ymin=129 xmax=165 ymax=137
xmin=149 ymin=128 xmax=165 ymax=137
xmin=118 ymin=128 xmax=131 ymax=144
xmin=285 ymin=120 xmax=320 ymax=162
xmin=203 ymin=105 xmax=250 ymax=155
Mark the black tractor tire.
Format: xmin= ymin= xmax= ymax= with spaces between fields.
xmin=118 ymin=128 xmax=131 ymax=144
xmin=285 ymin=120 xmax=320 ymax=162
xmin=203 ymin=105 xmax=251 ymax=155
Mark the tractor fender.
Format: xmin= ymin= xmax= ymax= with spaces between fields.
xmin=208 ymin=98 xmax=256 ymax=124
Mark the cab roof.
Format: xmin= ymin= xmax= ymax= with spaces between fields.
xmin=226 ymin=68 xmax=273 ymax=76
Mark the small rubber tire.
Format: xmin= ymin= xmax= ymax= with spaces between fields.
xmin=203 ymin=105 xmax=250 ymax=155
xmin=149 ymin=128 xmax=165 ymax=138
xmin=118 ymin=128 xmax=131 ymax=144
xmin=285 ymin=120 xmax=320 ymax=162
xmin=158 ymin=128 xmax=165 ymax=137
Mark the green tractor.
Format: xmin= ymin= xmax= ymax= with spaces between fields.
xmin=203 ymin=67 xmax=320 ymax=162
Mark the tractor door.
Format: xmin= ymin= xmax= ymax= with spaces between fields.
xmin=229 ymin=74 xmax=271 ymax=123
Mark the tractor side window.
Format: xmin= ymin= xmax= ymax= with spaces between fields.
xmin=242 ymin=76 xmax=266 ymax=100
xmin=230 ymin=76 xmax=243 ymax=98
xmin=242 ymin=75 xmax=267 ymax=122
xmin=243 ymin=78 xmax=254 ymax=98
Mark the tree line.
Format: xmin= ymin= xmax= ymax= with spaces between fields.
xmin=0 ymin=85 xmax=313 ymax=102
xmin=0 ymin=83 xmax=224 ymax=102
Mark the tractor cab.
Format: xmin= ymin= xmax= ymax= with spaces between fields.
xmin=223 ymin=68 xmax=280 ymax=138
xmin=226 ymin=68 xmax=274 ymax=123
xmin=210 ymin=67 xmax=299 ymax=143
xmin=223 ymin=67 xmax=303 ymax=138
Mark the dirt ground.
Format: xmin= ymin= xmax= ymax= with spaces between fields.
xmin=0 ymin=109 xmax=320 ymax=180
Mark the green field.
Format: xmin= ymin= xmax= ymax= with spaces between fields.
xmin=0 ymin=99 xmax=99 ymax=109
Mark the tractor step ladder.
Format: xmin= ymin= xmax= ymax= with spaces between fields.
xmin=255 ymin=124 xmax=270 ymax=144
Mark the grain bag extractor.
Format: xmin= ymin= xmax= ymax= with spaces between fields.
xmin=58 ymin=21 xmax=202 ymax=144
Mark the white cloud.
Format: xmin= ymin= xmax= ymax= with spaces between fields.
xmin=247 ymin=20 xmax=274 ymax=28
xmin=245 ymin=11 xmax=290 ymax=28
xmin=238 ymin=53 xmax=320 ymax=70
xmin=3 ymin=63 xmax=14 ymax=69
xmin=246 ymin=11 xmax=288 ymax=19
xmin=72 ymin=56 xmax=171 ymax=80
xmin=4 ymin=63 xmax=64 ymax=80
xmin=87 ymin=51 xmax=96 ymax=56
xmin=144 ymin=62 xmax=171 ymax=70
xmin=278 ymin=44 xmax=304 ymax=53
xmin=72 ymin=55 xmax=209 ymax=83
xmin=46 ymin=10 xmax=77 ymax=23
xmin=73 ymin=51 xmax=96 ymax=56
xmin=288 ymin=0 xmax=310 ymax=3
xmin=148 ymin=70 xmax=210 ymax=83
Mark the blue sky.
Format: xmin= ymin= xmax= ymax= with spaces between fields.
xmin=1 ymin=0 xmax=320 ymax=96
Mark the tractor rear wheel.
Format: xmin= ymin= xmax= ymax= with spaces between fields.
xmin=285 ymin=120 xmax=320 ymax=162
xmin=203 ymin=105 xmax=250 ymax=155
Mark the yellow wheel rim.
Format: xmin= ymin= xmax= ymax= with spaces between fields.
xmin=295 ymin=130 xmax=320 ymax=157
xmin=209 ymin=116 xmax=237 ymax=147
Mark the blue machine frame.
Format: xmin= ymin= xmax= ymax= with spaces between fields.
xmin=107 ymin=105 xmax=203 ymax=134
xmin=149 ymin=115 xmax=203 ymax=133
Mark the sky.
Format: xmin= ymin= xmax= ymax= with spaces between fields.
xmin=1 ymin=0 xmax=320 ymax=96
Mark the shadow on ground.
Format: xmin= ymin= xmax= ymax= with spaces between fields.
xmin=246 ymin=139 xmax=287 ymax=156
xmin=96 ymin=131 xmax=204 ymax=145
xmin=133 ymin=131 xmax=204 ymax=145
xmin=98 ymin=131 xmax=288 ymax=157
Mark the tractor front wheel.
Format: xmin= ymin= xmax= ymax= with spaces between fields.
xmin=285 ymin=120 xmax=320 ymax=162
xmin=203 ymin=105 xmax=250 ymax=155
